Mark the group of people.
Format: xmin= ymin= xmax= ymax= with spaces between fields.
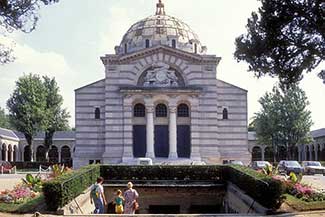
xmin=90 ymin=177 xmax=139 ymax=214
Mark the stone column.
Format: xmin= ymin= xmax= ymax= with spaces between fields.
xmin=302 ymin=145 xmax=308 ymax=160
xmin=169 ymin=106 xmax=178 ymax=159
xmin=309 ymin=146 xmax=313 ymax=161
xmin=9 ymin=150 xmax=14 ymax=162
xmin=315 ymin=145 xmax=318 ymax=161
xmin=58 ymin=150 xmax=62 ymax=163
xmin=146 ymin=106 xmax=155 ymax=158
xmin=122 ymin=96 xmax=134 ymax=162
xmin=261 ymin=146 xmax=265 ymax=161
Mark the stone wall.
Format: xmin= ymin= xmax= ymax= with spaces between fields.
xmin=104 ymin=185 xmax=225 ymax=214
xmin=74 ymin=79 xmax=105 ymax=168
xmin=216 ymin=80 xmax=250 ymax=164
xmin=224 ymin=183 xmax=269 ymax=214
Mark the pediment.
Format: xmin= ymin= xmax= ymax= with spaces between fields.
xmin=101 ymin=45 xmax=220 ymax=65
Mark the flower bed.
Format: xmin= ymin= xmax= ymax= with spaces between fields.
xmin=285 ymin=194 xmax=325 ymax=211
xmin=0 ymin=164 xmax=72 ymax=213
xmin=255 ymin=164 xmax=325 ymax=211
xmin=0 ymin=194 xmax=44 ymax=213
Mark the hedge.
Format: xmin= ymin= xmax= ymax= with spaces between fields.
xmin=43 ymin=164 xmax=285 ymax=211
xmin=43 ymin=164 xmax=100 ymax=211
xmin=223 ymin=165 xmax=285 ymax=210
xmin=11 ymin=162 xmax=54 ymax=170
xmin=100 ymin=165 xmax=224 ymax=181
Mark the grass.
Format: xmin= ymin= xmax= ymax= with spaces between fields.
xmin=284 ymin=194 xmax=325 ymax=211
xmin=0 ymin=194 xmax=44 ymax=213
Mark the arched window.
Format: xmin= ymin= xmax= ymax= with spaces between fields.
xmin=145 ymin=39 xmax=150 ymax=48
xmin=134 ymin=104 xmax=146 ymax=117
xmin=194 ymin=43 xmax=198 ymax=54
xmin=61 ymin=146 xmax=72 ymax=166
xmin=95 ymin=107 xmax=100 ymax=119
xmin=36 ymin=145 xmax=46 ymax=162
xmin=172 ymin=39 xmax=176 ymax=48
xmin=13 ymin=146 xmax=17 ymax=162
xmin=1 ymin=144 xmax=6 ymax=161
xmin=49 ymin=146 xmax=59 ymax=163
xmin=222 ymin=108 xmax=228 ymax=120
xmin=24 ymin=146 xmax=32 ymax=162
xmin=124 ymin=43 xmax=128 ymax=54
xmin=156 ymin=104 xmax=168 ymax=117
xmin=177 ymin=104 xmax=189 ymax=117
xmin=252 ymin=146 xmax=262 ymax=161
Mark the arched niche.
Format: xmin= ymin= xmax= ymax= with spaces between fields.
xmin=137 ymin=62 xmax=185 ymax=87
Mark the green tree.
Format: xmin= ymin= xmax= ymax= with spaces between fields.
xmin=254 ymin=84 xmax=313 ymax=161
xmin=0 ymin=0 xmax=59 ymax=64
xmin=43 ymin=76 xmax=70 ymax=161
xmin=7 ymin=74 xmax=47 ymax=162
xmin=235 ymin=0 xmax=325 ymax=87
xmin=0 ymin=106 xmax=11 ymax=129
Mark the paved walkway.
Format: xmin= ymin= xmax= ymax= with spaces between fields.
xmin=0 ymin=174 xmax=26 ymax=191
xmin=302 ymin=175 xmax=325 ymax=191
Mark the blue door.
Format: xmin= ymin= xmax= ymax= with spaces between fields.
xmin=154 ymin=125 xmax=169 ymax=158
xmin=177 ymin=125 xmax=191 ymax=158
xmin=133 ymin=125 xmax=146 ymax=158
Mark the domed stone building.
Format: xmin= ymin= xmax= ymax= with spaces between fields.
xmin=74 ymin=0 xmax=250 ymax=168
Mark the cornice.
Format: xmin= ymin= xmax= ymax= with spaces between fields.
xmin=101 ymin=45 xmax=221 ymax=65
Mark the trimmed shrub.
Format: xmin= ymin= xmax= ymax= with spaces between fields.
xmin=100 ymin=165 xmax=224 ymax=181
xmin=223 ymin=165 xmax=285 ymax=209
xmin=12 ymin=162 xmax=54 ymax=170
xmin=43 ymin=164 xmax=100 ymax=211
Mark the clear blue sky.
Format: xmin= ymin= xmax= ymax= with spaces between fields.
xmin=0 ymin=0 xmax=324 ymax=130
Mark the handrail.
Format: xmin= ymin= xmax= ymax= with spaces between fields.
xmin=60 ymin=166 xmax=97 ymax=186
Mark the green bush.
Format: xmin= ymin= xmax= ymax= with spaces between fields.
xmin=43 ymin=164 xmax=100 ymax=211
xmin=100 ymin=165 xmax=224 ymax=181
xmin=223 ymin=165 xmax=285 ymax=210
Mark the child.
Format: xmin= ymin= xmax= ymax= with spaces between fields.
xmin=114 ymin=189 xmax=124 ymax=214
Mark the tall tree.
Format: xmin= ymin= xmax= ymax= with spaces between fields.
xmin=7 ymin=74 xmax=47 ymax=161
xmin=235 ymin=0 xmax=325 ymax=87
xmin=43 ymin=76 xmax=70 ymax=161
xmin=0 ymin=106 xmax=11 ymax=129
xmin=254 ymin=84 xmax=313 ymax=160
xmin=0 ymin=0 xmax=59 ymax=64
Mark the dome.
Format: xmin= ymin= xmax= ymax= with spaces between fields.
xmin=115 ymin=0 xmax=206 ymax=55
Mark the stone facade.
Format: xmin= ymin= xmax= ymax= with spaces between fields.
xmin=73 ymin=1 xmax=250 ymax=168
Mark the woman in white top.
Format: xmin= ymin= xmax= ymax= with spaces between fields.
xmin=123 ymin=182 xmax=139 ymax=214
